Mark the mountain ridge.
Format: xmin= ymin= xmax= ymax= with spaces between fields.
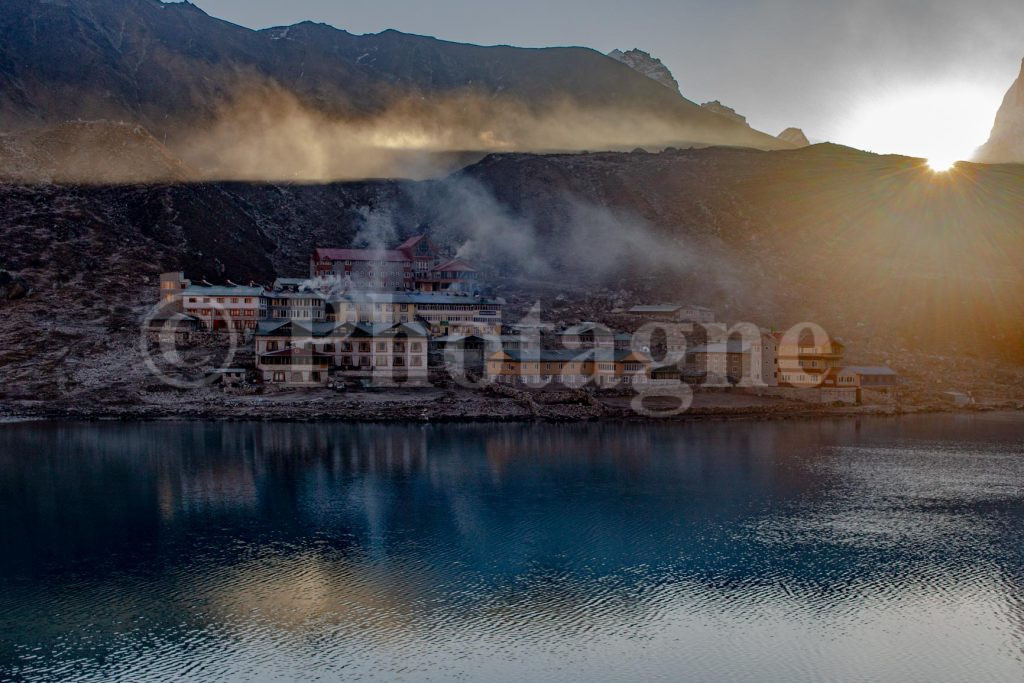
xmin=0 ymin=0 xmax=790 ymax=178
xmin=976 ymin=57 xmax=1024 ymax=163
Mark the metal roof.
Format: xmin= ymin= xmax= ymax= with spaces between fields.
xmin=841 ymin=366 xmax=898 ymax=376
xmin=689 ymin=340 xmax=755 ymax=354
xmin=256 ymin=320 xmax=427 ymax=338
xmin=314 ymin=247 xmax=412 ymax=262
xmin=182 ymin=285 xmax=264 ymax=297
xmin=492 ymin=349 xmax=649 ymax=363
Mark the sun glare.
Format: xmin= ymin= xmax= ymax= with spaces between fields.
xmin=926 ymin=157 xmax=955 ymax=172
xmin=838 ymin=82 xmax=1000 ymax=165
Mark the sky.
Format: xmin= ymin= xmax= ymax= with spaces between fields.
xmin=179 ymin=0 xmax=1023 ymax=161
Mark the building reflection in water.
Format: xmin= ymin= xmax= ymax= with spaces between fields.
xmin=0 ymin=415 xmax=1022 ymax=681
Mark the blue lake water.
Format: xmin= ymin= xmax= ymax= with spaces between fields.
xmin=1 ymin=414 xmax=1023 ymax=682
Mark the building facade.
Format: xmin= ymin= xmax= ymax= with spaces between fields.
xmin=487 ymin=349 xmax=653 ymax=388
xmin=255 ymin=320 xmax=429 ymax=385
xmin=326 ymin=292 xmax=503 ymax=335
xmin=777 ymin=334 xmax=845 ymax=387
xmin=180 ymin=284 xmax=266 ymax=331
xmin=557 ymin=322 xmax=632 ymax=350
xmin=686 ymin=334 xmax=778 ymax=386
xmin=310 ymin=235 xmax=478 ymax=293
xmin=629 ymin=304 xmax=715 ymax=323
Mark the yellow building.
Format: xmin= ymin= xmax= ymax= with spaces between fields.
xmin=327 ymin=292 xmax=503 ymax=336
xmin=255 ymin=320 xmax=429 ymax=385
xmin=486 ymin=349 xmax=652 ymax=388
xmin=776 ymin=333 xmax=845 ymax=387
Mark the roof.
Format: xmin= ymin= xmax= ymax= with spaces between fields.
xmin=491 ymin=349 xmax=650 ymax=363
xmin=314 ymin=247 xmax=411 ymax=262
xmin=434 ymin=258 xmax=476 ymax=272
xmin=629 ymin=305 xmax=683 ymax=313
xmin=374 ymin=321 xmax=429 ymax=337
xmin=256 ymin=320 xmax=427 ymax=339
xmin=559 ymin=322 xmax=614 ymax=335
xmin=689 ymin=340 xmax=755 ymax=354
xmin=259 ymin=348 xmax=332 ymax=359
xmin=841 ymin=366 xmax=898 ymax=376
xmin=264 ymin=290 xmax=325 ymax=301
xmin=396 ymin=234 xmax=429 ymax=252
xmin=329 ymin=291 xmax=504 ymax=306
xmin=147 ymin=312 xmax=202 ymax=323
xmin=182 ymin=285 xmax=264 ymax=297
xmin=430 ymin=334 xmax=488 ymax=343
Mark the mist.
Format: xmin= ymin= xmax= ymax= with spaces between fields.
xmin=174 ymin=84 xmax=762 ymax=182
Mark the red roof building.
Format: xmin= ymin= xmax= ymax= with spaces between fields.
xmin=310 ymin=234 xmax=478 ymax=293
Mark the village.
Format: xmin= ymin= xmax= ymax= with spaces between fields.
xmin=148 ymin=233 xmax=901 ymax=411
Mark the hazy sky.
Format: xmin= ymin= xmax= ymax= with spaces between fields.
xmin=182 ymin=0 xmax=1023 ymax=160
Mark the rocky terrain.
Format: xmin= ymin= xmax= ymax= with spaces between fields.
xmin=976 ymin=58 xmax=1024 ymax=164
xmin=700 ymin=101 xmax=749 ymax=126
xmin=607 ymin=49 xmax=681 ymax=93
xmin=1 ymin=124 xmax=1022 ymax=416
xmin=777 ymin=127 xmax=810 ymax=147
xmin=0 ymin=0 xmax=788 ymax=183
xmin=0 ymin=1 xmax=1021 ymax=418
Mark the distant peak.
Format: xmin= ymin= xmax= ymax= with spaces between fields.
xmin=974 ymin=55 xmax=1024 ymax=163
xmin=777 ymin=127 xmax=810 ymax=147
xmin=607 ymin=48 xmax=680 ymax=94
xmin=700 ymin=101 xmax=748 ymax=127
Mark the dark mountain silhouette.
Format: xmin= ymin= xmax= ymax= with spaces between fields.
xmin=976 ymin=58 xmax=1024 ymax=163
xmin=0 ymin=0 xmax=787 ymax=178
xmin=2 ymin=143 xmax=1022 ymax=404
xmin=777 ymin=127 xmax=810 ymax=147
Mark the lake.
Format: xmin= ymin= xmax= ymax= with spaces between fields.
xmin=1 ymin=414 xmax=1023 ymax=682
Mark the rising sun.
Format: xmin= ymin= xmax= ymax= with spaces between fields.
xmin=838 ymin=82 xmax=1000 ymax=171
xmin=926 ymin=157 xmax=956 ymax=172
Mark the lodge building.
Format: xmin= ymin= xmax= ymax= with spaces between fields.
xmin=310 ymin=235 xmax=478 ymax=293
xmin=255 ymin=320 xmax=429 ymax=385
xmin=486 ymin=349 xmax=653 ymax=388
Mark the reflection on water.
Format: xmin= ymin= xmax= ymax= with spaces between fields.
xmin=0 ymin=414 xmax=1022 ymax=681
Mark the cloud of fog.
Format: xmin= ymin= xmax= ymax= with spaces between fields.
xmin=386 ymin=175 xmax=750 ymax=301
xmin=172 ymin=82 xmax=768 ymax=182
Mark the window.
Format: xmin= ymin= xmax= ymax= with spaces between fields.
xmin=411 ymin=357 xmax=422 ymax=366
xmin=375 ymin=356 xmax=388 ymax=366
xmin=377 ymin=342 xmax=386 ymax=352
xmin=291 ymin=372 xmax=303 ymax=383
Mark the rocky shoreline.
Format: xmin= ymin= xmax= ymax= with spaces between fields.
xmin=2 ymin=387 xmax=1018 ymax=425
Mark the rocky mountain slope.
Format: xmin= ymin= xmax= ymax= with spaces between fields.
xmin=700 ymin=101 xmax=748 ymax=126
xmin=0 ymin=0 xmax=788 ymax=181
xmin=2 ymin=138 xmax=1022 ymax=405
xmin=976 ymin=58 xmax=1024 ymax=163
xmin=777 ymin=127 xmax=810 ymax=147
xmin=607 ymin=49 xmax=680 ymax=93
